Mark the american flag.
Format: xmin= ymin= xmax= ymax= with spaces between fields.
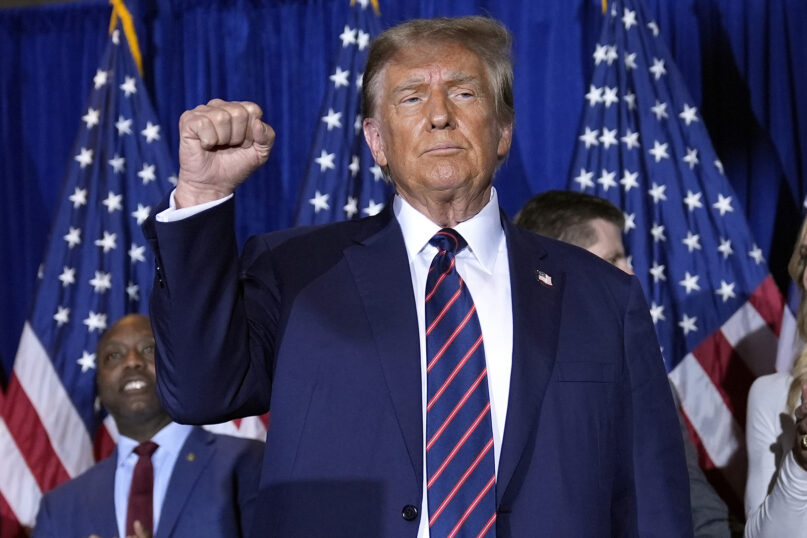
xmin=0 ymin=13 xmax=264 ymax=533
xmin=567 ymin=0 xmax=785 ymax=507
xmin=295 ymin=0 xmax=392 ymax=226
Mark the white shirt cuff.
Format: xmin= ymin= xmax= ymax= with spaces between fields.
xmin=155 ymin=190 xmax=233 ymax=222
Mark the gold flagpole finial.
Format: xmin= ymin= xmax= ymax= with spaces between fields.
xmin=602 ymin=0 xmax=608 ymax=14
xmin=108 ymin=0 xmax=143 ymax=76
xmin=350 ymin=0 xmax=381 ymax=17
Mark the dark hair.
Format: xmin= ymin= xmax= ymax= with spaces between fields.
xmin=514 ymin=190 xmax=625 ymax=248
xmin=361 ymin=16 xmax=514 ymax=126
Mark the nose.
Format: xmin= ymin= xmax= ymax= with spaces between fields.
xmin=123 ymin=348 xmax=146 ymax=369
xmin=427 ymin=92 xmax=454 ymax=130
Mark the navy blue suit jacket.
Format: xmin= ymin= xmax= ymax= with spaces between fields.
xmin=144 ymin=198 xmax=692 ymax=537
xmin=32 ymin=427 xmax=264 ymax=538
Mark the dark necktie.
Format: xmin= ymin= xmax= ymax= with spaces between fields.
xmin=425 ymin=229 xmax=497 ymax=537
xmin=126 ymin=441 xmax=159 ymax=536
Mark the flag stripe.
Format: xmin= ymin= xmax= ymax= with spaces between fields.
xmin=720 ymin=296 xmax=779 ymax=377
xmin=0 ymin=418 xmax=43 ymax=528
xmin=747 ymin=275 xmax=785 ymax=336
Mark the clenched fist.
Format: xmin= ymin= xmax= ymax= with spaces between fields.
xmin=175 ymin=99 xmax=275 ymax=208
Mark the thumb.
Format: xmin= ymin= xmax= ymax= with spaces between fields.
xmin=251 ymin=119 xmax=275 ymax=150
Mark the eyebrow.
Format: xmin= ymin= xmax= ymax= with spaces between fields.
xmin=390 ymin=71 xmax=481 ymax=95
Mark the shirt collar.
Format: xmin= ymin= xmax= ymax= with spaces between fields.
xmin=393 ymin=187 xmax=503 ymax=274
xmin=116 ymin=422 xmax=193 ymax=466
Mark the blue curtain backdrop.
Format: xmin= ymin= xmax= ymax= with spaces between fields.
xmin=1 ymin=0 xmax=805 ymax=382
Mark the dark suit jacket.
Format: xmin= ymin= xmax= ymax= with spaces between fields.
xmin=144 ymin=197 xmax=692 ymax=537
xmin=32 ymin=427 xmax=264 ymax=538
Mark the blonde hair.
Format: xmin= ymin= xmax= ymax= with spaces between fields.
xmin=786 ymin=216 xmax=807 ymax=412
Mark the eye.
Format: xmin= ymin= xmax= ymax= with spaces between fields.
xmin=401 ymin=95 xmax=421 ymax=105
xmin=104 ymin=351 xmax=122 ymax=364
xmin=141 ymin=344 xmax=155 ymax=355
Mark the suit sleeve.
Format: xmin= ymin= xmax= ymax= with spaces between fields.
xmin=31 ymin=494 xmax=56 ymax=538
xmin=144 ymin=197 xmax=275 ymax=424
xmin=623 ymin=277 xmax=694 ymax=537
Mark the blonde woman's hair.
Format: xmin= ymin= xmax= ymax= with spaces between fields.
xmin=787 ymin=216 xmax=807 ymax=412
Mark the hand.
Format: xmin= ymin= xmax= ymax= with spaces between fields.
xmin=175 ymin=98 xmax=275 ymax=208
xmin=89 ymin=520 xmax=153 ymax=538
xmin=793 ymin=384 xmax=807 ymax=471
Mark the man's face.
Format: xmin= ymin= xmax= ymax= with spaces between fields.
xmin=586 ymin=218 xmax=632 ymax=274
xmin=96 ymin=315 xmax=167 ymax=428
xmin=363 ymin=42 xmax=512 ymax=212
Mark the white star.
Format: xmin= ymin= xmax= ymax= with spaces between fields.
xmin=649 ymin=58 xmax=667 ymax=80
xmin=321 ymin=108 xmax=343 ymax=130
xmin=314 ymin=150 xmax=336 ymax=172
xmin=89 ymin=271 xmax=112 ymax=293
xmin=82 ymin=108 xmax=100 ymax=128
xmin=53 ymin=306 xmax=70 ymax=327
xmin=679 ymin=103 xmax=699 ymax=125
xmin=648 ymin=182 xmax=668 ymax=203
xmin=623 ymin=212 xmax=636 ymax=232
xmin=620 ymin=170 xmax=639 ymax=192
xmin=116 ymin=115 xmax=133 ymax=135
xmin=683 ymin=190 xmax=703 ymax=211
xmin=354 ymin=114 xmax=362 ymax=132
xmin=309 ymin=190 xmax=330 ymax=213
xmin=348 ymin=155 xmax=360 ymax=177
xmin=602 ymin=87 xmax=619 ymax=108
xmin=651 ymin=100 xmax=668 ymax=120
xmin=679 ymin=314 xmax=698 ymax=335
xmin=622 ymin=7 xmax=638 ymax=30
xmin=138 ymin=163 xmax=157 ymax=184
xmin=650 ymin=223 xmax=666 ymax=242
xmin=649 ymin=140 xmax=669 ymax=162
xmin=585 ymin=85 xmax=603 ymax=107
xmin=679 ymin=271 xmax=701 ymax=294
xmin=108 ymin=154 xmax=126 ymax=174
xmin=363 ymin=199 xmax=384 ymax=216
xmin=357 ymin=30 xmax=370 ymax=50
xmin=69 ymin=187 xmax=88 ymax=208
xmin=168 ymin=175 xmax=178 ymax=186
xmin=356 ymin=0 xmax=369 ymax=7
xmin=712 ymin=193 xmax=734 ymax=216
xmin=605 ymin=45 xmax=619 ymax=65
xmin=343 ymin=196 xmax=358 ymax=218
xmin=579 ymin=127 xmax=600 ymax=148
xmin=112 ymin=29 xmax=120 ymax=44
xmin=94 ymin=231 xmax=117 ymax=253
xmin=369 ymin=164 xmax=384 ymax=182
xmin=132 ymin=204 xmax=151 ymax=225
xmin=102 ymin=191 xmax=123 ymax=213
xmin=623 ymin=91 xmax=637 ymax=110
xmin=647 ymin=21 xmax=660 ymax=37
xmin=682 ymin=148 xmax=699 ymax=170
xmin=597 ymin=169 xmax=618 ymax=191
xmin=598 ymin=127 xmax=618 ymax=149
xmin=649 ymin=302 xmax=665 ymax=324
xmin=621 ymin=129 xmax=640 ymax=150
xmin=126 ymin=282 xmax=140 ymax=302
xmin=593 ymin=44 xmax=609 ymax=65
xmin=715 ymin=280 xmax=736 ymax=303
xmin=74 ymin=147 xmax=93 ymax=168
xmin=714 ymin=160 xmax=724 ymax=174
xmin=339 ymin=25 xmax=357 ymax=47
xmin=120 ymin=76 xmax=137 ymax=97
xmin=129 ymin=243 xmax=146 ymax=263
xmin=58 ymin=266 xmax=76 ymax=287
xmin=356 ymin=72 xmax=363 ymax=91
xmin=330 ymin=66 xmax=350 ymax=88
xmin=93 ymin=69 xmax=109 ymax=89
xmin=574 ymin=168 xmax=595 ymax=190
xmin=749 ymin=244 xmax=765 ymax=264
xmin=63 ymin=227 xmax=82 ymax=248
xmin=77 ymin=351 xmax=97 ymax=373
xmin=624 ymin=52 xmax=637 ymax=70
xmin=718 ymin=237 xmax=733 ymax=259
xmin=141 ymin=122 xmax=161 ymax=143
xmin=649 ymin=262 xmax=666 ymax=282
xmin=682 ymin=231 xmax=702 ymax=252
xmin=38 ymin=264 xmax=44 ymax=280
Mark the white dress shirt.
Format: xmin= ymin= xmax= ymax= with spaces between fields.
xmin=114 ymin=422 xmax=193 ymax=537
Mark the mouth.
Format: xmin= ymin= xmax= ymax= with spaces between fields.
xmin=423 ymin=144 xmax=462 ymax=155
xmin=121 ymin=378 xmax=150 ymax=393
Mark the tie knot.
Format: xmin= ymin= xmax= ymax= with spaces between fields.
xmin=429 ymin=228 xmax=467 ymax=255
xmin=134 ymin=441 xmax=159 ymax=458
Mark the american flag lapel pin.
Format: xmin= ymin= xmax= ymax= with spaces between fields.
xmin=536 ymin=270 xmax=553 ymax=287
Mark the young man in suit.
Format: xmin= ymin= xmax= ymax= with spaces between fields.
xmin=144 ymin=16 xmax=692 ymax=536
xmin=33 ymin=314 xmax=264 ymax=538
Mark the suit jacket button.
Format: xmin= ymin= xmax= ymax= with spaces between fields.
xmin=401 ymin=505 xmax=418 ymax=521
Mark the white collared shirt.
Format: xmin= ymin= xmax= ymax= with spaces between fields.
xmin=114 ymin=422 xmax=193 ymax=537
xmin=393 ymin=188 xmax=513 ymax=538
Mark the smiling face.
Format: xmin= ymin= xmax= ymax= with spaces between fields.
xmin=96 ymin=314 xmax=170 ymax=440
xmin=363 ymin=41 xmax=512 ymax=224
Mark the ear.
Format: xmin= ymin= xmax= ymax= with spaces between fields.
xmin=496 ymin=122 xmax=513 ymax=160
xmin=362 ymin=118 xmax=388 ymax=167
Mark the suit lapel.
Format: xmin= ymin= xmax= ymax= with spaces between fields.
xmin=496 ymin=221 xmax=565 ymax=505
xmin=343 ymin=208 xmax=423 ymax=491
xmin=93 ymin=455 xmax=120 ymax=536
xmin=155 ymin=427 xmax=215 ymax=538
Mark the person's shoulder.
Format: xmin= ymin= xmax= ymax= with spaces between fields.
xmin=749 ymin=371 xmax=792 ymax=401
xmin=40 ymin=455 xmax=113 ymax=503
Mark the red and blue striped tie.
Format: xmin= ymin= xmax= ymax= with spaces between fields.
xmin=425 ymin=228 xmax=497 ymax=538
